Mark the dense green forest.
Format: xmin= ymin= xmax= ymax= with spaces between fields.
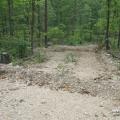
xmin=0 ymin=0 xmax=120 ymax=59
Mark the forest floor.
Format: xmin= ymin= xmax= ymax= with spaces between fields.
xmin=0 ymin=44 xmax=120 ymax=120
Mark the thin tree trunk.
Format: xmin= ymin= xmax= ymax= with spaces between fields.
xmin=37 ymin=5 xmax=42 ymax=46
xmin=4 ymin=15 xmax=8 ymax=34
xmin=105 ymin=0 xmax=111 ymax=50
xmin=7 ymin=0 xmax=14 ymax=36
xmin=31 ymin=0 xmax=35 ymax=54
xmin=2 ymin=16 xmax=5 ymax=35
xmin=45 ymin=0 xmax=48 ymax=48
xmin=74 ymin=0 xmax=77 ymax=28
xmin=118 ymin=25 xmax=120 ymax=48
xmin=90 ymin=23 xmax=93 ymax=42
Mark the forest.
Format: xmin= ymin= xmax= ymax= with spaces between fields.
xmin=0 ymin=0 xmax=120 ymax=120
xmin=0 ymin=0 xmax=120 ymax=60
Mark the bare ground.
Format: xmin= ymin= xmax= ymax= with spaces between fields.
xmin=0 ymin=45 xmax=120 ymax=120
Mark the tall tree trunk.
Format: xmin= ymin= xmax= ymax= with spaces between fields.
xmin=74 ymin=0 xmax=77 ymax=28
xmin=2 ymin=16 xmax=5 ymax=35
xmin=45 ymin=0 xmax=48 ymax=48
xmin=7 ymin=0 xmax=14 ymax=36
xmin=4 ymin=15 xmax=8 ymax=34
xmin=89 ymin=9 xmax=93 ymax=42
xmin=118 ymin=25 xmax=120 ymax=48
xmin=31 ymin=0 xmax=35 ymax=54
xmin=105 ymin=0 xmax=111 ymax=50
xmin=37 ymin=5 xmax=42 ymax=46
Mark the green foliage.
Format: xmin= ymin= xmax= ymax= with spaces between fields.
xmin=48 ymin=27 xmax=65 ymax=44
xmin=95 ymin=18 xmax=106 ymax=31
xmin=0 ymin=36 xmax=30 ymax=58
xmin=110 ymin=38 xmax=119 ymax=50
xmin=34 ymin=51 xmax=47 ymax=63
xmin=12 ymin=58 xmax=24 ymax=66
xmin=0 ymin=0 xmax=120 ymax=58
xmin=12 ymin=50 xmax=47 ymax=66
xmin=63 ymin=30 xmax=81 ymax=45
xmin=64 ymin=38 xmax=81 ymax=46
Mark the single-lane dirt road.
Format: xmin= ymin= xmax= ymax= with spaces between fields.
xmin=0 ymin=45 xmax=120 ymax=120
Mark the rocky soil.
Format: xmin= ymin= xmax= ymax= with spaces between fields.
xmin=0 ymin=45 xmax=120 ymax=120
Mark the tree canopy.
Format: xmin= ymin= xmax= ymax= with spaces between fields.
xmin=0 ymin=0 xmax=120 ymax=58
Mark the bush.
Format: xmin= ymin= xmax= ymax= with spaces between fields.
xmin=110 ymin=38 xmax=118 ymax=50
xmin=16 ymin=40 xmax=28 ymax=58
xmin=64 ymin=53 xmax=77 ymax=63
xmin=48 ymin=27 xmax=65 ymax=44
xmin=0 ymin=36 xmax=29 ymax=59
xmin=64 ymin=30 xmax=83 ymax=45
xmin=34 ymin=51 xmax=47 ymax=63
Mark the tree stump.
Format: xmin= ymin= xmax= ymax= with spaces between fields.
xmin=0 ymin=52 xmax=11 ymax=64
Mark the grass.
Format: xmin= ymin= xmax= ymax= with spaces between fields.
xmin=12 ymin=50 xmax=47 ymax=66
xmin=57 ymin=63 xmax=66 ymax=76
xmin=64 ymin=53 xmax=77 ymax=63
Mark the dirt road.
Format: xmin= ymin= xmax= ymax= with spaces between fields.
xmin=0 ymin=45 xmax=120 ymax=120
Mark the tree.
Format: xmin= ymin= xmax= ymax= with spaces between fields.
xmin=105 ymin=0 xmax=111 ymax=50
xmin=118 ymin=25 xmax=120 ymax=48
xmin=7 ymin=0 xmax=14 ymax=36
xmin=44 ymin=0 xmax=48 ymax=48
xmin=0 ymin=0 xmax=120 ymax=59
xmin=31 ymin=0 xmax=35 ymax=54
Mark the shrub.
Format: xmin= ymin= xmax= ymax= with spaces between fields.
xmin=64 ymin=30 xmax=82 ymax=45
xmin=48 ymin=27 xmax=65 ymax=44
xmin=0 ymin=36 xmax=29 ymax=58
xmin=34 ymin=51 xmax=47 ymax=63
xmin=65 ymin=53 xmax=77 ymax=63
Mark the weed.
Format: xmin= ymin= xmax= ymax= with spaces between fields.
xmin=65 ymin=53 xmax=77 ymax=63
xmin=34 ymin=51 xmax=47 ymax=63
xmin=57 ymin=64 xmax=66 ymax=76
